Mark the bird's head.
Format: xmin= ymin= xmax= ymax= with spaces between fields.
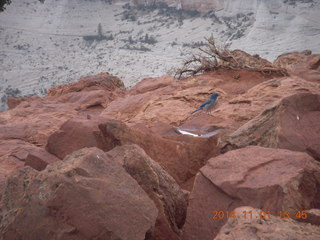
xmin=210 ymin=93 xmax=219 ymax=100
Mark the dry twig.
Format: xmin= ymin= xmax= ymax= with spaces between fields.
xmin=174 ymin=36 xmax=288 ymax=79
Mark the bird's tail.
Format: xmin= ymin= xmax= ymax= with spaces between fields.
xmin=191 ymin=107 xmax=202 ymax=114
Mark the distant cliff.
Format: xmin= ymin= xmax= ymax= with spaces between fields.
xmin=120 ymin=0 xmax=220 ymax=11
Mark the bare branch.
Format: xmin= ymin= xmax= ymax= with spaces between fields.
xmin=174 ymin=37 xmax=288 ymax=79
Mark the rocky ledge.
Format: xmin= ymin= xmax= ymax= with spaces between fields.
xmin=0 ymin=51 xmax=319 ymax=239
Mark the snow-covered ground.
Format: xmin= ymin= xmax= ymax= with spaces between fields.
xmin=0 ymin=0 xmax=319 ymax=111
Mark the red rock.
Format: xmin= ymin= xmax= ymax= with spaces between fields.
xmin=6 ymin=96 xmax=40 ymax=109
xmin=0 ymin=140 xmax=60 ymax=198
xmin=0 ymin=99 xmax=79 ymax=146
xmin=298 ymin=209 xmax=320 ymax=226
xmin=182 ymin=146 xmax=320 ymax=240
xmin=101 ymin=71 xmax=319 ymax=140
xmin=128 ymin=76 xmax=176 ymax=95
xmin=107 ymin=144 xmax=187 ymax=240
xmin=100 ymin=71 xmax=274 ymax=136
xmin=45 ymin=117 xmax=108 ymax=159
xmin=46 ymin=73 xmax=125 ymax=111
xmin=221 ymin=93 xmax=320 ymax=161
xmin=46 ymin=117 xmax=219 ymax=187
xmin=214 ymin=206 xmax=320 ymax=240
xmin=0 ymin=147 xmax=157 ymax=240
xmin=25 ymin=148 xmax=60 ymax=171
xmin=274 ymin=51 xmax=320 ymax=82
xmin=47 ymin=72 xmax=124 ymax=98
xmin=0 ymin=73 xmax=125 ymax=146
xmin=0 ymin=139 xmax=59 ymax=172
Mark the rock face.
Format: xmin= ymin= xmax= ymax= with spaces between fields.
xmin=102 ymin=73 xmax=320 ymax=137
xmin=46 ymin=117 xmax=219 ymax=187
xmin=0 ymin=51 xmax=320 ymax=239
xmin=0 ymin=147 xmax=158 ymax=240
xmin=221 ymin=93 xmax=320 ymax=161
xmin=46 ymin=72 xmax=125 ymax=109
xmin=107 ymin=144 xmax=187 ymax=240
xmin=0 ymin=73 xmax=124 ymax=147
xmin=182 ymin=146 xmax=320 ymax=240
xmin=274 ymin=51 xmax=320 ymax=82
xmin=0 ymin=139 xmax=60 ymax=197
xmin=214 ymin=206 xmax=320 ymax=240
xmin=45 ymin=117 xmax=109 ymax=159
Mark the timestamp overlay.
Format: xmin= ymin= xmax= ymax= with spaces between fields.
xmin=211 ymin=210 xmax=308 ymax=220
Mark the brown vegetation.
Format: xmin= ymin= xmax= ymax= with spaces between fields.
xmin=175 ymin=37 xmax=288 ymax=78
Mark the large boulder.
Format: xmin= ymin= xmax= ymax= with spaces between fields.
xmin=214 ymin=206 xmax=320 ymax=240
xmin=0 ymin=147 xmax=157 ymax=240
xmin=182 ymin=146 xmax=320 ymax=240
xmin=0 ymin=73 xmax=125 ymax=147
xmin=273 ymin=51 xmax=320 ymax=82
xmin=0 ymin=139 xmax=60 ymax=197
xmin=46 ymin=117 xmax=219 ymax=187
xmin=107 ymin=144 xmax=187 ymax=240
xmin=0 ymin=99 xmax=78 ymax=146
xmin=45 ymin=117 xmax=108 ymax=159
xmin=46 ymin=72 xmax=125 ymax=110
xmin=221 ymin=93 xmax=320 ymax=161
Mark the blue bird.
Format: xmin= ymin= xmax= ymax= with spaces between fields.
xmin=191 ymin=93 xmax=219 ymax=114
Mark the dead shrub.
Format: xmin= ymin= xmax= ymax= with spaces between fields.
xmin=174 ymin=37 xmax=288 ymax=79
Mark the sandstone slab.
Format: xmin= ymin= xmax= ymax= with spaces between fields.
xmin=0 ymin=73 xmax=125 ymax=147
xmin=274 ymin=51 xmax=320 ymax=82
xmin=182 ymin=146 xmax=320 ymax=240
xmin=46 ymin=72 xmax=125 ymax=110
xmin=101 ymin=73 xmax=320 ymax=139
xmin=107 ymin=144 xmax=187 ymax=240
xmin=46 ymin=117 xmax=219 ymax=186
xmin=0 ymin=147 xmax=157 ymax=240
xmin=221 ymin=93 xmax=320 ymax=160
xmin=0 ymin=139 xmax=60 ymax=196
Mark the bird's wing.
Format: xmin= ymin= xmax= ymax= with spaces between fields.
xmin=200 ymin=99 xmax=211 ymax=108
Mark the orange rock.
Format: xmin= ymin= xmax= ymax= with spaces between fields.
xmin=274 ymin=51 xmax=320 ymax=82
xmin=46 ymin=72 xmax=125 ymax=110
xmin=182 ymin=146 xmax=320 ymax=240
xmin=0 ymin=73 xmax=125 ymax=146
xmin=0 ymin=147 xmax=157 ymax=240
xmin=107 ymin=144 xmax=187 ymax=240
xmin=0 ymin=139 xmax=60 ymax=197
xmin=46 ymin=117 xmax=219 ymax=188
xmin=221 ymin=93 xmax=320 ymax=160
